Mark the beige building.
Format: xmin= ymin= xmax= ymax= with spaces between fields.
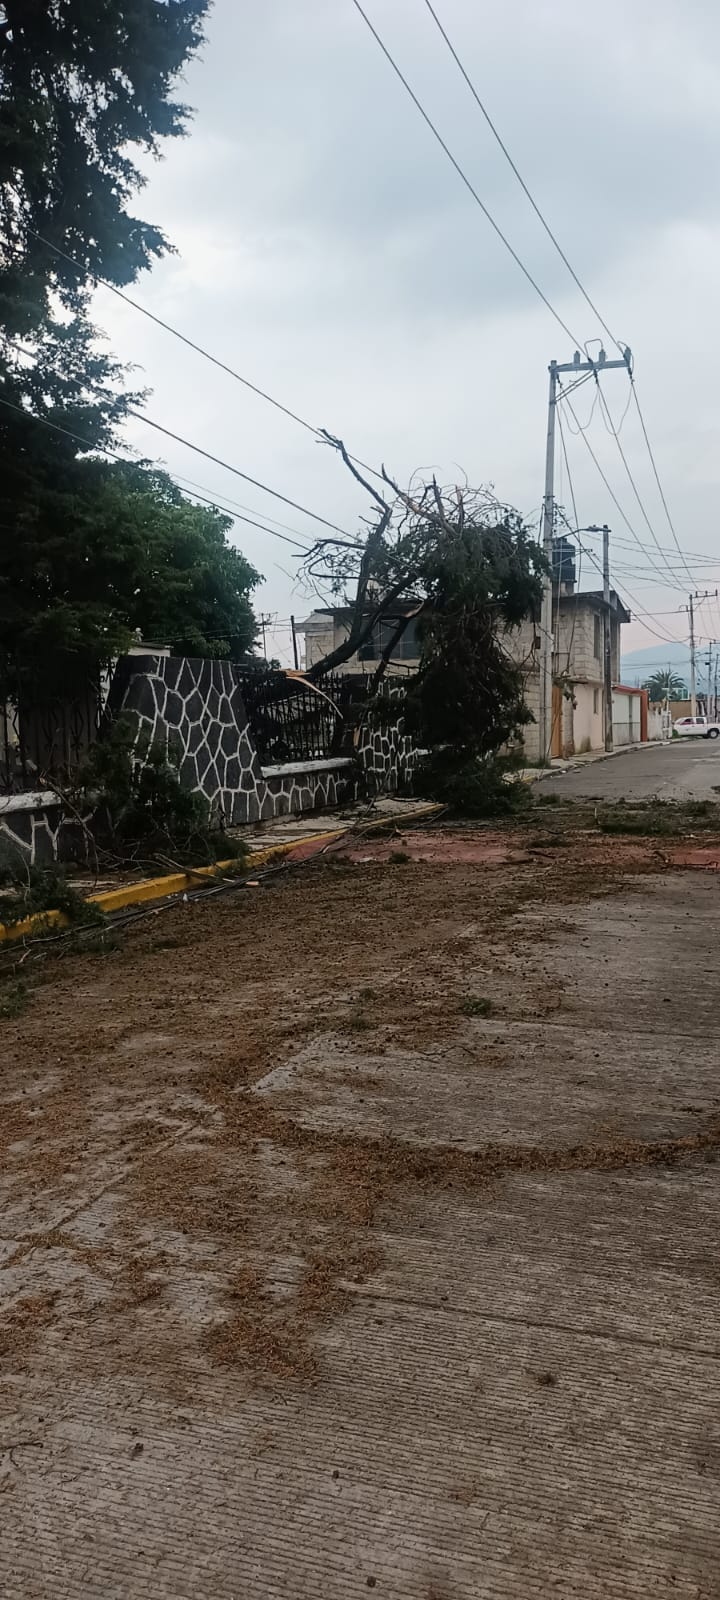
xmin=509 ymin=589 xmax=630 ymax=761
xmin=300 ymin=605 xmax=422 ymax=675
xmin=301 ymin=587 xmax=630 ymax=763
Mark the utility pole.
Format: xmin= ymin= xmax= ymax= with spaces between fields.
xmin=538 ymin=361 xmax=558 ymax=763
xmin=683 ymin=591 xmax=718 ymax=717
xmin=602 ymin=524 xmax=613 ymax=752
xmin=688 ymin=595 xmax=697 ymax=716
xmin=290 ymin=614 xmax=300 ymax=670
xmin=538 ymin=349 xmax=631 ymax=763
xmin=259 ymin=612 xmax=273 ymax=661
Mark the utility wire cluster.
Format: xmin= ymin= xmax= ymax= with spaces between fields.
xmin=4 ymin=4 xmax=711 ymax=649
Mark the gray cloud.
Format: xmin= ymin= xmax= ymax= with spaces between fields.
xmin=96 ymin=0 xmax=720 ymax=658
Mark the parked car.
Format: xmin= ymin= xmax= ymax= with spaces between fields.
xmin=674 ymin=716 xmax=720 ymax=739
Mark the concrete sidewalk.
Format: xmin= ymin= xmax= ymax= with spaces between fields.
xmin=2 ymin=820 xmax=720 ymax=1596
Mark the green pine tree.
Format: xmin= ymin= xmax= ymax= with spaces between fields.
xmin=0 ymin=2 xmax=260 ymax=686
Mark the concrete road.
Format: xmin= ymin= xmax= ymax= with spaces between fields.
xmin=538 ymin=738 xmax=720 ymax=801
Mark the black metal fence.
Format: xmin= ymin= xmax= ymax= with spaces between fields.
xmin=236 ymin=667 xmax=364 ymax=766
xmin=1 ymin=672 xmax=107 ymax=796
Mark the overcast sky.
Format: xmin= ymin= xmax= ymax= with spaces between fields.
xmin=96 ymin=0 xmax=720 ymax=667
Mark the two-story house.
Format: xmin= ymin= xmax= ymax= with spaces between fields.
xmin=300 ymin=554 xmax=630 ymax=761
xmin=509 ymin=588 xmax=630 ymax=761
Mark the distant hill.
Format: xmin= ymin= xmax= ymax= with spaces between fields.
xmin=620 ymin=642 xmax=691 ymax=688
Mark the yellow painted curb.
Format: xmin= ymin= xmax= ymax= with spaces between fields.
xmin=0 ymin=804 xmax=444 ymax=943
xmin=0 ymin=907 xmax=67 ymax=942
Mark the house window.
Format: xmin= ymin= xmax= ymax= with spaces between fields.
xmin=593 ymin=688 xmax=599 ymax=714
xmin=359 ymin=615 xmax=419 ymax=662
xmin=593 ymin=614 xmax=601 ymax=659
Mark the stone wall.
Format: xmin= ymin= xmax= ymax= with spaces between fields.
xmin=114 ymin=654 xmax=357 ymax=825
xmin=0 ymin=792 xmax=90 ymax=870
xmin=354 ymin=690 xmax=418 ymax=796
xmin=1 ymin=656 xmax=421 ymax=865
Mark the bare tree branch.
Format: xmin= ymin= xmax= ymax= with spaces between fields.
xmin=319 ymin=430 xmax=390 ymax=513
xmin=369 ymin=602 xmax=425 ymax=691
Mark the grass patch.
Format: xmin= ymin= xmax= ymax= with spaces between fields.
xmin=596 ymin=799 xmax=720 ymax=838
xmin=460 ymin=996 xmax=493 ymax=1018
xmin=0 ymin=979 xmax=30 ymax=1019
xmin=345 ymin=1009 xmax=370 ymax=1033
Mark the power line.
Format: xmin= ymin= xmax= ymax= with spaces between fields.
xmin=419 ymin=0 xmax=621 ymax=354
xmin=1 ymin=330 xmax=345 ymax=549
xmin=2 ymin=328 xmax=358 ymax=540
xmin=577 ymin=525 xmax=720 ymax=567
xmin=124 ymin=406 xmax=359 ymax=541
xmin=554 ymin=404 xmax=682 ymax=645
xmin=0 ymin=394 xmax=317 ymax=554
xmin=349 ymin=0 xmax=584 ymax=349
xmin=24 ymin=228 xmax=388 ymax=489
xmin=556 ymin=379 xmax=684 ymax=595
xmin=592 ymin=376 xmax=687 ymax=589
xmin=26 ymin=228 xmax=318 ymax=439
xmin=628 ymin=378 xmax=694 ymax=583
xmin=418 ymin=3 xmax=696 ymax=594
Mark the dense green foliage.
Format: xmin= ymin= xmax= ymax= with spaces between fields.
xmin=0 ymin=1 xmax=259 ymax=685
xmin=1 ymin=453 xmax=260 ymax=685
xmin=0 ymin=856 xmax=104 ymax=927
xmin=413 ymin=750 xmax=531 ymax=817
xmin=402 ymin=519 xmax=541 ymax=757
xmin=0 ymin=0 xmax=208 ymax=334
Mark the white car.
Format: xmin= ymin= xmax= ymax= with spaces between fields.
xmin=674 ymin=716 xmax=720 ymax=740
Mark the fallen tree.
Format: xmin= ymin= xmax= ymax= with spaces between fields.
xmin=302 ymin=440 xmax=546 ymax=809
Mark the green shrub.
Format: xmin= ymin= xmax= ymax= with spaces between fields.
xmin=460 ymin=996 xmax=493 ymax=1017
xmin=78 ymin=717 xmax=248 ymax=871
xmin=0 ymin=980 xmax=30 ymax=1019
xmin=414 ymin=751 xmax=531 ymax=817
xmin=0 ymin=861 xmax=104 ymax=929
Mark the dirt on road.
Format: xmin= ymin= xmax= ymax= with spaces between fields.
xmin=2 ymin=813 xmax=720 ymax=1598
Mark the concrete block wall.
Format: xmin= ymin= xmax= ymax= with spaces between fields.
xmin=0 ymin=657 xmax=422 ymax=864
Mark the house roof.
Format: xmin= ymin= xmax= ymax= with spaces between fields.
xmin=301 ymin=591 xmax=631 ymax=630
xmin=557 ymin=589 xmax=631 ymax=623
xmin=299 ymin=600 xmax=423 ymax=630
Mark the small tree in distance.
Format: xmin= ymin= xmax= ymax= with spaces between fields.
xmin=642 ymin=669 xmax=689 ymax=702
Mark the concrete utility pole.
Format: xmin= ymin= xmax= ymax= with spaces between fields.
xmin=684 ymin=592 xmax=718 ymax=717
xmin=602 ymin=524 xmax=613 ymax=752
xmin=688 ymin=595 xmax=697 ymax=716
xmin=538 ymin=361 xmax=558 ymax=763
xmin=539 ymin=349 xmax=631 ymax=762
xmin=259 ymin=612 xmax=273 ymax=660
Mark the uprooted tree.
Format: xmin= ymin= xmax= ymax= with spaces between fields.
xmin=302 ymin=438 xmax=546 ymax=810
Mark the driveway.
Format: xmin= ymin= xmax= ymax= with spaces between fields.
xmin=2 ymin=823 xmax=720 ymax=1598
xmin=539 ymin=738 xmax=720 ymax=801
